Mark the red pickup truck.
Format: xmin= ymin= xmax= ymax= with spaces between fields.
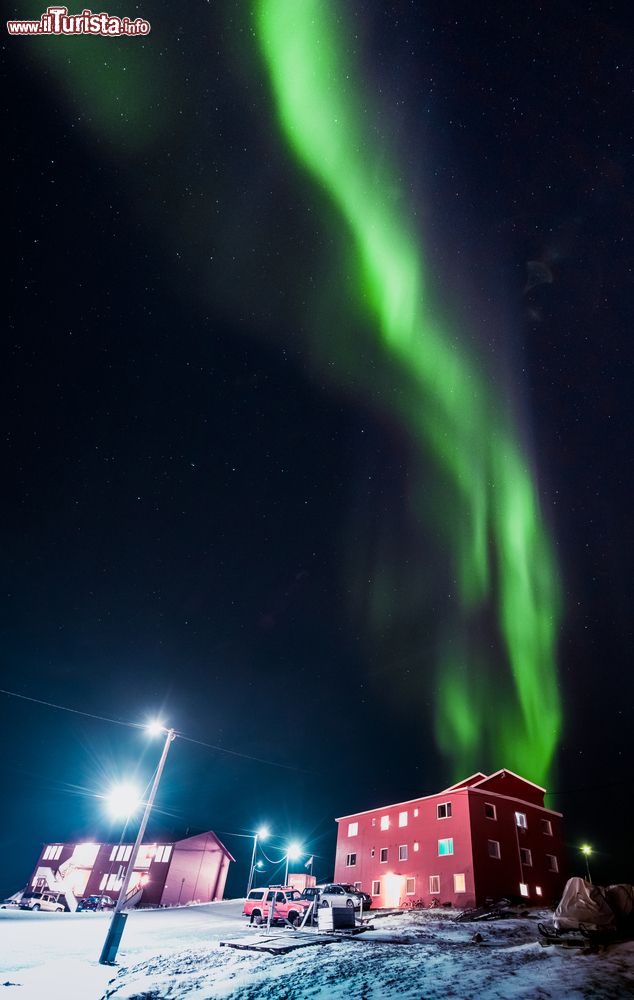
xmin=243 ymin=886 xmax=311 ymax=926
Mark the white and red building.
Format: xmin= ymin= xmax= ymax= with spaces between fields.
xmin=28 ymin=830 xmax=234 ymax=908
xmin=334 ymin=769 xmax=566 ymax=908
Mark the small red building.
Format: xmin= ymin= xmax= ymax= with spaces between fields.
xmin=28 ymin=831 xmax=234 ymax=909
xmin=334 ymin=769 xmax=566 ymax=908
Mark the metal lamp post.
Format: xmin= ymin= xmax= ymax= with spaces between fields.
xmin=581 ymin=844 xmax=593 ymax=883
xmin=246 ymin=826 xmax=269 ymax=897
xmin=99 ymin=725 xmax=176 ymax=965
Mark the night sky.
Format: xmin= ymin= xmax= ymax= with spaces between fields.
xmin=2 ymin=0 xmax=632 ymax=901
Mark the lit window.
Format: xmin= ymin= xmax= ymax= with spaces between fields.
xmin=488 ymin=840 xmax=501 ymax=859
xmin=414 ymin=808 xmax=419 ymax=817
xmin=380 ymin=815 xmax=390 ymax=831
xmin=106 ymin=874 xmax=123 ymax=891
xmin=398 ymin=845 xmax=408 ymax=862
xmin=437 ymin=802 xmax=452 ymax=819
xmin=372 ymin=880 xmax=381 ymax=896
xmin=43 ymin=846 xmax=51 ymax=861
xmin=406 ymin=878 xmax=416 ymax=895
xmin=413 ymin=842 xmax=420 ymax=852
xmin=429 ymin=875 xmax=440 ymax=894
xmin=541 ymin=819 xmax=553 ymax=836
xmin=380 ymin=848 xmax=388 ymax=863
xmin=155 ymin=845 xmax=172 ymax=863
xmin=109 ymin=846 xmax=118 ymax=862
xmin=454 ymin=873 xmax=466 ymax=893
xmin=371 ymin=818 xmax=376 ymax=827
xmin=515 ymin=812 xmax=528 ymax=829
xmin=44 ymin=844 xmax=63 ymax=861
xmin=136 ymin=845 xmax=155 ymax=868
xmin=520 ymin=848 xmax=532 ymax=866
xmin=535 ymin=886 xmax=543 ymax=896
xmin=353 ymin=882 xmax=362 ymax=890
xmin=73 ymin=843 xmax=100 ymax=866
xmin=546 ymin=855 xmax=558 ymax=873
xmin=348 ymin=822 xmax=359 ymax=837
xmin=519 ymin=883 xmax=529 ymax=897
xmin=484 ymin=802 xmax=497 ymax=820
xmin=345 ymin=853 xmax=357 ymax=867
xmin=99 ymin=875 xmax=108 ymax=891
xmin=438 ymin=838 xmax=454 ymax=856
xmin=399 ymin=811 xmax=408 ymax=828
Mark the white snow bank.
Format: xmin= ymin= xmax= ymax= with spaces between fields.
xmin=2 ymin=902 xmax=633 ymax=1000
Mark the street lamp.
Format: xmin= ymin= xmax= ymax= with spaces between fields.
xmin=581 ymin=844 xmax=593 ymax=883
xmin=246 ymin=825 xmax=269 ymax=897
xmin=105 ymin=783 xmax=142 ymax=820
xmin=284 ymin=841 xmax=302 ymax=886
xmin=146 ymin=718 xmax=166 ymax=738
xmin=99 ymin=723 xmax=176 ymax=965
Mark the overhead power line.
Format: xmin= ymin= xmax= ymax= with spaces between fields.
xmin=0 ymin=686 xmax=309 ymax=774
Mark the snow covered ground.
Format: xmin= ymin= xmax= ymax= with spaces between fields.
xmin=1 ymin=900 xmax=633 ymax=1000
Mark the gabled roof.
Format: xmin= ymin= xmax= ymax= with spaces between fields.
xmin=335 ymin=767 xmax=549 ymax=822
xmin=174 ymin=830 xmax=236 ymax=862
xmin=441 ymin=772 xmax=488 ymax=792
xmin=471 ymin=768 xmax=546 ymax=794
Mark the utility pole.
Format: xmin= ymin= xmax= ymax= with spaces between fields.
xmin=99 ymin=728 xmax=176 ymax=965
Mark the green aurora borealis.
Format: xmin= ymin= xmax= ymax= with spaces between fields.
xmin=257 ymin=0 xmax=562 ymax=783
xmin=19 ymin=0 xmax=563 ymax=785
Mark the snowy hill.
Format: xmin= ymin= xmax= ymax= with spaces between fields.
xmin=1 ymin=900 xmax=632 ymax=999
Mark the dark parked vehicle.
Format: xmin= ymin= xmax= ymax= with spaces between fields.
xmin=298 ymin=886 xmax=320 ymax=905
xmin=77 ymin=895 xmax=116 ymax=911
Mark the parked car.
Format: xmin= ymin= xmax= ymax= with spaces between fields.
xmin=340 ymin=883 xmax=372 ymax=910
xmin=316 ymin=883 xmax=364 ymax=909
xmin=19 ymin=891 xmax=66 ymax=912
xmin=0 ymin=893 xmax=22 ymax=909
xmin=243 ymin=886 xmax=311 ymax=926
xmin=77 ymin=895 xmax=116 ymax=912
xmin=298 ymin=886 xmax=320 ymax=906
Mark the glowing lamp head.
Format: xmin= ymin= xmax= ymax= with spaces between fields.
xmin=286 ymin=841 xmax=302 ymax=861
xmin=256 ymin=860 xmax=263 ymax=869
xmin=256 ymin=825 xmax=270 ymax=840
xmin=147 ymin=719 xmax=166 ymax=737
xmin=106 ymin=783 xmax=142 ymax=819
xmin=581 ymin=844 xmax=593 ymax=856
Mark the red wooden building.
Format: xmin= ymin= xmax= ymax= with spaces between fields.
xmin=28 ymin=830 xmax=234 ymax=909
xmin=334 ymin=769 xmax=566 ymax=908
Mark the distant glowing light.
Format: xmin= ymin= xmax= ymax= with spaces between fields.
xmin=106 ymin=783 xmax=142 ymax=819
xmin=581 ymin=844 xmax=593 ymax=856
xmin=286 ymin=841 xmax=302 ymax=860
xmin=147 ymin=719 xmax=166 ymax=737
xmin=257 ymin=825 xmax=270 ymax=840
xmin=256 ymin=860 xmax=263 ymax=869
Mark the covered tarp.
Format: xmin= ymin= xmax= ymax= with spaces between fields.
xmin=553 ymin=877 xmax=616 ymax=932
xmin=605 ymin=884 xmax=634 ymax=923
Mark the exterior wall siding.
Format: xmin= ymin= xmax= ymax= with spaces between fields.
xmin=27 ymin=832 xmax=233 ymax=907
xmin=334 ymin=770 xmax=566 ymax=908
xmin=468 ymin=790 xmax=566 ymax=906
xmin=334 ymin=790 xmax=476 ymax=908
